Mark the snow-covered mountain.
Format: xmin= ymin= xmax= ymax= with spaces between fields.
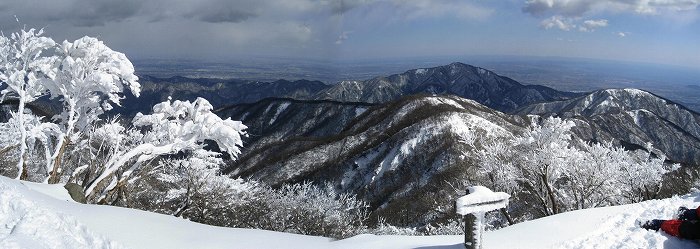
xmin=218 ymin=88 xmax=700 ymax=226
xmin=122 ymin=62 xmax=581 ymax=117
xmin=114 ymin=75 xmax=329 ymax=117
xmin=2 ymin=175 xmax=699 ymax=249
xmin=215 ymin=98 xmax=375 ymax=153
xmin=220 ymin=95 xmax=528 ymax=226
xmin=516 ymin=89 xmax=700 ymax=165
xmin=314 ymin=62 xmax=581 ymax=112
xmin=0 ymin=99 xmax=56 ymax=122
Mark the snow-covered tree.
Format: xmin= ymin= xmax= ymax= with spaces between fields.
xmin=0 ymin=111 xmax=60 ymax=179
xmin=153 ymin=149 xmax=258 ymax=217
xmin=477 ymin=117 xmax=678 ymax=219
xmin=564 ymin=141 xmax=626 ymax=209
xmin=478 ymin=117 xmax=575 ymax=216
xmin=0 ymin=28 xmax=57 ymax=179
xmin=477 ymin=141 xmax=518 ymax=194
xmin=617 ymin=146 xmax=676 ymax=203
xmin=44 ymin=36 xmax=140 ymax=183
xmin=84 ymin=97 xmax=247 ymax=201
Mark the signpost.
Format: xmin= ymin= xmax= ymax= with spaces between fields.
xmin=455 ymin=186 xmax=510 ymax=249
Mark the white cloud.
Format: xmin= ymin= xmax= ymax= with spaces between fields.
xmin=524 ymin=0 xmax=700 ymax=17
xmin=541 ymin=16 xmax=609 ymax=32
xmin=578 ymin=19 xmax=608 ymax=32
xmin=541 ymin=15 xmax=576 ymax=31
xmin=525 ymin=0 xmax=700 ymax=32
xmin=617 ymin=31 xmax=629 ymax=37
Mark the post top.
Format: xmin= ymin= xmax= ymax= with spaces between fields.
xmin=456 ymin=186 xmax=510 ymax=215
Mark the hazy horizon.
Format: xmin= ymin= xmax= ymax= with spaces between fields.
xmin=0 ymin=0 xmax=698 ymax=69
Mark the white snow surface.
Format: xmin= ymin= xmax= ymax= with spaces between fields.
xmin=355 ymin=107 xmax=367 ymax=117
xmin=2 ymin=175 xmax=700 ymax=249
xmin=0 ymin=176 xmax=330 ymax=249
xmin=269 ymin=102 xmax=290 ymax=125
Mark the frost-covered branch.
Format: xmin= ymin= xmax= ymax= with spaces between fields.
xmin=44 ymin=36 xmax=140 ymax=183
xmin=84 ymin=97 xmax=246 ymax=201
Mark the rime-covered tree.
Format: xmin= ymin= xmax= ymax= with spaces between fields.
xmin=0 ymin=111 xmax=60 ymax=179
xmin=0 ymin=28 xmax=56 ymax=179
xmin=477 ymin=117 xmax=677 ymax=218
xmin=616 ymin=143 xmax=675 ymax=202
xmin=564 ymin=141 xmax=623 ymax=209
xmin=153 ymin=149 xmax=259 ymax=217
xmin=478 ymin=117 xmax=575 ymax=216
xmin=84 ymin=97 xmax=247 ymax=201
xmin=43 ymin=36 xmax=140 ymax=183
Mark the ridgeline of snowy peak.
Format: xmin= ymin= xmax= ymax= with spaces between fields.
xmin=314 ymin=62 xmax=581 ymax=112
xmin=219 ymin=95 xmax=528 ymax=225
xmin=516 ymin=88 xmax=700 ymax=165
xmin=114 ymin=75 xmax=329 ymax=117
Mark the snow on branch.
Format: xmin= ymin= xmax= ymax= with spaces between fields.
xmin=85 ymin=97 xmax=247 ymax=201
xmin=132 ymin=97 xmax=247 ymax=158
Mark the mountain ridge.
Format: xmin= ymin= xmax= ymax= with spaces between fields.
xmin=314 ymin=62 xmax=582 ymax=112
xmin=516 ymin=88 xmax=700 ymax=165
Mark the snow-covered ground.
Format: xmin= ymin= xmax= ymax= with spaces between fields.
xmin=1 ymin=175 xmax=699 ymax=249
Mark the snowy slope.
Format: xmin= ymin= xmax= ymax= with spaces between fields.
xmin=1 ymin=175 xmax=699 ymax=249
xmin=0 ymin=176 xmax=331 ymax=249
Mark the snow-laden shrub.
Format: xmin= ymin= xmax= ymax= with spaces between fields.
xmin=129 ymin=166 xmax=369 ymax=239
xmin=207 ymin=181 xmax=369 ymax=239
xmin=0 ymin=111 xmax=60 ymax=181
xmin=261 ymin=182 xmax=369 ymax=238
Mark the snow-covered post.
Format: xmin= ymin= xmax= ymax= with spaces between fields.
xmin=456 ymin=186 xmax=510 ymax=249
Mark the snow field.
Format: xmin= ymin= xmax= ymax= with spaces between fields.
xmin=0 ymin=180 xmax=125 ymax=249
xmin=2 ymin=175 xmax=700 ymax=249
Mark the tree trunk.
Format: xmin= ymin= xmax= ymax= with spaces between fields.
xmin=48 ymin=103 xmax=76 ymax=184
xmin=16 ymin=97 xmax=27 ymax=180
xmin=500 ymin=208 xmax=514 ymax=225
xmin=522 ymin=180 xmax=551 ymax=216
xmin=542 ymin=174 xmax=559 ymax=214
xmin=48 ymin=136 xmax=70 ymax=184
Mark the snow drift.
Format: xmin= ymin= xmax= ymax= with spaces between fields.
xmin=1 ymin=175 xmax=699 ymax=249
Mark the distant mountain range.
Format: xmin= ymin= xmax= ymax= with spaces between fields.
xmin=115 ymin=75 xmax=328 ymax=117
xmin=208 ymin=63 xmax=700 ymax=226
xmin=123 ymin=62 xmax=580 ymax=116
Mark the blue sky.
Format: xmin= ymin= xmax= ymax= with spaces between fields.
xmin=0 ymin=0 xmax=698 ymax=68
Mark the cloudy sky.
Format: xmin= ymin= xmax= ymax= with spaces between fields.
xmin=1 ymin=0 xmax=698 ymax=67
